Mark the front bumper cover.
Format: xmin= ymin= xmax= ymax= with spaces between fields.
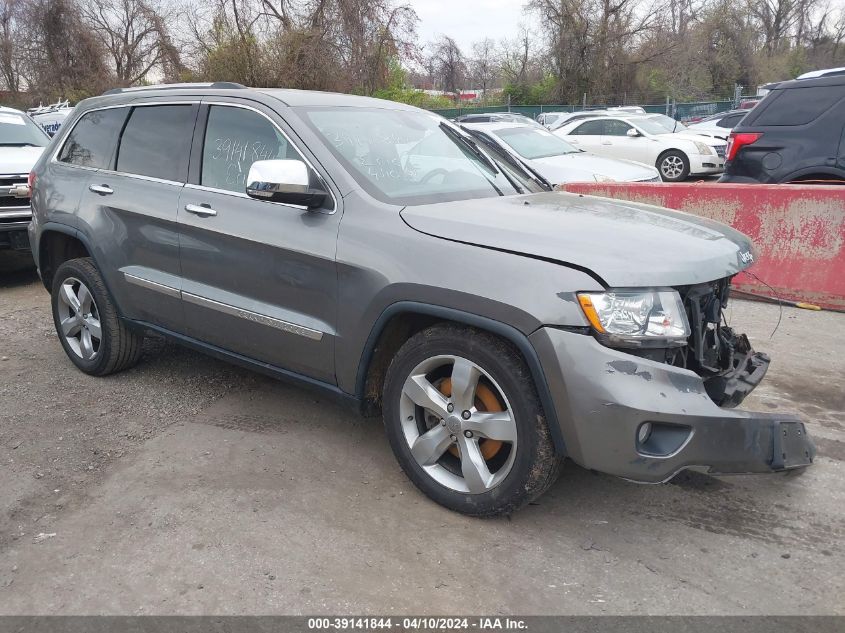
xmin=530 ymin=328 xmax=816 ymax=483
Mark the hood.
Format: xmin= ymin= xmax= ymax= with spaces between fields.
xmin=0 ymin=146 xmax=45 ymax=175
xmin=666 ymin=131 xmax=726 ymax=146
xmin=531 ymin=153 xmax=657 ymax=184
xmin=400 ymin=191 xmax=755 ymax=287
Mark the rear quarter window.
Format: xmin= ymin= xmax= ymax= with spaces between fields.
xmin=752 ymin=86 xmax=845 ymax=126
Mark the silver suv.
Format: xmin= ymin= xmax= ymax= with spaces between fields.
xmin=28 ymin=84 xmax=815 ymax=516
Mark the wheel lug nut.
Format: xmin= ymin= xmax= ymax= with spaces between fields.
xmin=447 ymin=403 xmax=454 ymax=413
xmin=450 ymin=434 xmax=456 ymax=442
xmin=461 ymin=410 xmax=471 ymax=420
xmin=440 ymin=419 xmax=446 ymax=426
xmin=464 ymin=430 xmax=473 ymax=438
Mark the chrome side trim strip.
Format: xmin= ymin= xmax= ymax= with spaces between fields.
xmin=123 ymin=273 xmax=181 ymax=298
xmin=182 ymin=292 xmax=324 ymax=341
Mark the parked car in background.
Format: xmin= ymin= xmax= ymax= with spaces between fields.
xmin=721 ymin=72 xmax=845 ymax=183
xmin=797 ymin=66 xmax=845 ymax=79
xmin=536 ymin=111 xmax=569 ymax=128
xmin=738 ymin=99 xmax=761 ymax=110
xmin=554 ymin=114 xmax=727 ymax=181
xmin=0 ymin=106 xmax=50 ymax=255
xmin=28 ymin=100 xmax=74 ymax=137
xmin=461 ymin=121 xmax=660 ymax=185
xmin=686 ymin=110 xmax=748 ymax=140
xmin=27 ymin=84 xmax=814 ymax=516
xmin=453 ymin=112 xmax=545 ymax=129
xmin=546 ymin=107 xmax=647 ymax=131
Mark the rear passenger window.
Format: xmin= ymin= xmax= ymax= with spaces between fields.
xmin=116 ymin=105 xmax=195 ymax=182
xmin=201 ymin=106 xmax=303 ymax=193
xmin=58 ymin=108 xmax=127 ymax=169
xmin=570 ymin=120 xmax=604 ymax=135
xmin=753 ymin=86 xmax=845 ymax=126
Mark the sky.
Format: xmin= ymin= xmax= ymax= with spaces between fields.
xmin=412 ymin=0 xmax=533 ymax=51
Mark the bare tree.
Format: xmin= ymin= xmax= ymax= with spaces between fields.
xmin=81 ymin=0 xmax=181 ymax=85
xmin=0 ymin=0 xmax=23 ymax=93
xmin=469 ymin=37 xmax=497 ymax=96
xmin=429 ymin=35 xmax=466 ymax=97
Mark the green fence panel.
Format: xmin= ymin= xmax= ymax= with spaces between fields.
xmin=430 ymin=100 xmax=736 ymax=121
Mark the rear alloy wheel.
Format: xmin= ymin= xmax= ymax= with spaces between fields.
xmin=51 ymin=257 xmax=144 ymax=376
xmin=383 ymin=324 xmax=562 ymax=516
xmin=657 ymin=150 xmax=690 ymax=182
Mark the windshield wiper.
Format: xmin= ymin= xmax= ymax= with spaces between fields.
xmin=439 ymin=122 xmax=507 ymax=196
xmin=439 ymin=122 xmax=500 ymax=174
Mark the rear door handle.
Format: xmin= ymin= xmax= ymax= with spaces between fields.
xmin=185 ymin=203 xmax=217 ymax=217
xmin=89 ymin=184 xmax=113 ymax=195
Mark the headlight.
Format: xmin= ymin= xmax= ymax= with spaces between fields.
xmin=577 ymin=289 xmax=690 ymax=347
xmin=694 ymin=141 xmax=714 ymax=155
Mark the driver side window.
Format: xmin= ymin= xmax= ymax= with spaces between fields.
xmin=603 ymin=120 xmax=633 ymax=136
xmin=201 ymin=106 xmax=304 ymax=194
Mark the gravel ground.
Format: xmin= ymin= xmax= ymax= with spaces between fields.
xmin=0 ymin=253 xmax=843 ymax=615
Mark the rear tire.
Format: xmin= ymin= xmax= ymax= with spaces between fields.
xmin=51 ymin=257 xmax=143 ymax=376
xmin=657 ymin=150 xmax=690 ymax=182
xmin=382 ymin=323 xmax=562 ymax=516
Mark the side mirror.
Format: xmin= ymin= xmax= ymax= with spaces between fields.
xmin=246 ymin=159 xmax=327 ymax=209
xmin=626 ymin=128 xmax=640 ymax=138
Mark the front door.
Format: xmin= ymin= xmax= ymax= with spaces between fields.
xmin=177 ymin=102 xmax=340 ymax=383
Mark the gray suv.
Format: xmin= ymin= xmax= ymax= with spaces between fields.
xmin=28 ymin=83 xmax=815 ymax=516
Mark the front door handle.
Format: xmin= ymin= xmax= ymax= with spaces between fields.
xmin=185 ymin=203 xmax=217 ymax=217
xmin=89 ymin=184 xmax=113 ymax=195
xmin=601 ymin=141 xmax=612 ymax=145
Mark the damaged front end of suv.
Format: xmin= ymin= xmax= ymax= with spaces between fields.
xmin=530 ymin=271 xmax=816 ymax=483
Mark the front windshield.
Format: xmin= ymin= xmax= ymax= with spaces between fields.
xmin=0 ymin=111 xmax=49 ymax=147
xmin=300 ymin=107 xmax=518 ymax=205
xmin=642 ymin=114 xmax=688 ymax=134
xmin=495 ymin=126 xmax=579 ymax=159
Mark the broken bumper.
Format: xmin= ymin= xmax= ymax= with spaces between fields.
xmin=530 ymin=328 xmax=816 ymax=483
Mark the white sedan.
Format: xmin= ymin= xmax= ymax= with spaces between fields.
xmin=461 ymin=122 xmax=660 ymax=185
xmin=554 ymin=115 xmax=727 ymax=181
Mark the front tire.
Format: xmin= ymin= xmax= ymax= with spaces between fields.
xmin=383 ymin=324 xmax=562 ymax=516
xmin=51 ymin=257 xmax=144 ymax=376
xmin=657 ymin=150 xmax=690 ymax=182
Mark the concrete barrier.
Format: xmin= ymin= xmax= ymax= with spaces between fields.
xmin=561 ymin=182 xmax=845 ymax=311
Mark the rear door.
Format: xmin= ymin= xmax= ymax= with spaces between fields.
xmin=563 ymin=119 xmax=604 ymax=153
xmin=177 ymin=101 xmax=340 ymax=383
xmin=73 ymin=102 xmax=198 ymax=332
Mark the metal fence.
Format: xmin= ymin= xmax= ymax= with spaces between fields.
xmin=430 ymin=100 xmax=737 ymax=121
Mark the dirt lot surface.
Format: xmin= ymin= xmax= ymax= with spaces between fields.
xmin=0 ymin=255 xmax=843 ymax=615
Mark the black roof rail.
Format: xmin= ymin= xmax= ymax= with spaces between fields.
xmin=103 ymin=82 xmax=247 ymax=95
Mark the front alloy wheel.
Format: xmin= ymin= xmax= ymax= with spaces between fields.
xmin=657 ymin=150 xmax=690 ymax=182
xmin=383 ymin=324 xmax=563 ymax=516
xmin=400 ymin=355 xmax=518 ymax=494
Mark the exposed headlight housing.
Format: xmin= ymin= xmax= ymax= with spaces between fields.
xmin=593 ymin=174 xmax=616 ymax=182
xmin=694 ymin=141 xmax=714 ymax=155
xmin=577 ymin=289 xmax=691 ymax=348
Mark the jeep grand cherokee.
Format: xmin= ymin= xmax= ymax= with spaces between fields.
xmin=28 ymin=84 xmax=815 ymax=516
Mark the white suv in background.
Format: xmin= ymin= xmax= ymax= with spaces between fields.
xmin=0 ymin=106 xmax=50 ymax=255
xmin=554 ymin=114 xmax=727 ymax=181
